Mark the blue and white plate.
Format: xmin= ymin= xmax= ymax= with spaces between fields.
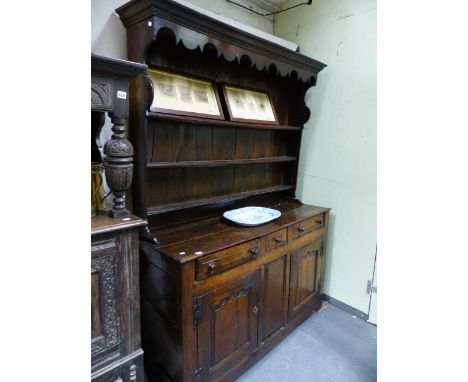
xmin=223 ymin=206 xmax=281 ymax=226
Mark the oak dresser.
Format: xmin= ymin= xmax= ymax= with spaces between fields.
xmin=115 ymin=1 xmax=330 ymax=380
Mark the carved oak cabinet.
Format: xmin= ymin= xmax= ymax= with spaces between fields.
xmin=91 ymin=215 xmax=147 ymax=382
xmin=91 ymin=55 xmax=148 ymax=382
xmin=116 ymin=0 xmax=329 ymax=380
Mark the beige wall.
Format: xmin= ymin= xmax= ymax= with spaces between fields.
xmin=274 ymin=0 xmax=377 ymax=313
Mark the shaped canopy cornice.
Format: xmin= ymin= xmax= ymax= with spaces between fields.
xmin=116 ymin=0 xmax=326 ymax=83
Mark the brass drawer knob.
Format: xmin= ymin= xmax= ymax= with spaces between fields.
xmin=273 ymin=236 xmax=283 ymax=243
xmin=297 ymin=225 xmax=306 ymax=232
xmin=207 ymin=262 xmax=216 ymax=271
xmin=250 ymin=247 xmax=259 ymax=256
xmin=316 ymin=219 xmax=323 ymax=225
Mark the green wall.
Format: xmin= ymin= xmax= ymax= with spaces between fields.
xmin=275 ymin=0 xmax=376 ymax=313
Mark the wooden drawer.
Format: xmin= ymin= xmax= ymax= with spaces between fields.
xmin=265 ymin=228 xmax=287 ymax=252
xmin=196 ymin=239 xmax=261 ymax=281
xmin=291 ymin=214 xmax=325 ymax=240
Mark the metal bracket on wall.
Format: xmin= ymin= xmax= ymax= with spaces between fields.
xmin=366 ymin=280 xmax=377 ymax=294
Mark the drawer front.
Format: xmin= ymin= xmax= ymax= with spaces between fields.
xmin=196 ymin=239 xmax=261 ymax=281
xmin=265 ymin=228 xmax=287 ymax=252
xmin=291 ymin=214 xmax=325 ymax=240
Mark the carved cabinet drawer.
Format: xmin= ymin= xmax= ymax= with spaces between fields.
xmin=265 ymin=228 xmax=287 ymax=252
xmin=291 ymin=214 xmax=325 ymax=240
xmin=196 ymin=239 xmax=261 ymax=281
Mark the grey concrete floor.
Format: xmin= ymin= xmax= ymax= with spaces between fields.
xmin=235 ymin=304 xmax=377 ymax=382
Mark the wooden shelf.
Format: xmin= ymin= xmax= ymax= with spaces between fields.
xmin=91 ymin=213 xmax=147 ymax=235
xmin=146 ymin=112 xmax=302 ymax=131
xmin=147 ymin=156 xmax=296 ymax=168
xmin=147 ymin=185 xmax=293 ymax=215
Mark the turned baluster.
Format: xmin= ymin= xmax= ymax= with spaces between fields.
xmin=103 ymin=116 xmax=134 ymax=218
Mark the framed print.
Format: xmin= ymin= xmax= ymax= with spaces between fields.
xmin=148 ymin=69 xmax=224 ymax=120
xmin=221 ymin=84 xmax=278 ymax=125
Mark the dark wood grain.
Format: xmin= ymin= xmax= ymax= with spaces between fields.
xmin=139 ymin=201 xmax=329 ymax=382
xmin=116 ymin=0 xmax=326 ymax=82
xmin=195 ymin=239 xmax=261 ymax=281
xmin=91 ymin=219 xmax=146 ymax=382
xmin=288 ymin=238 xmax=322 ymax=323
xmin=147 ymin=185 xmax=293 ymax=216
xmin=147 ymin=112 xmax=302 ymax=130
xmin=91 ymin=213 xmax=147 ymax=235
xmin=265 ymin=228 xmax=288 ymax=252
xmin=115 ymin=1 xmax=330 ymax=380
xmin=196 ymin=271 xmax=259 ymax=381
xmin=146 ymin=156 xmax=296 ymax=168
xmin=91 ymin=54 xmax=147 ymax=219
xmin=155 ymin=200 xmax=329 ymax=261
xmin=262 ymin=256 xmax=287 ymax=342
xmin=290 ymin=214 xmax=326 ymax=240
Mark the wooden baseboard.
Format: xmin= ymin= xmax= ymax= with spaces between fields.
xmin=322 ymin=294 xmax=369 ymax=321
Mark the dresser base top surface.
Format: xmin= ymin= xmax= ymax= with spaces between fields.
xmin=150 ymin=198 xmax=329 ymax=263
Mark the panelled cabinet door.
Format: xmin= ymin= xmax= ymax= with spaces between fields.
xmin=91 ymin=239 xmax=121 ymax=368
xmin=260 ymin=255 xmax=288 ymax=344
xmin=196 ymin=271 xmax=260 ymax=381
xmin=288 ymin=238 xmax=322 ymax=322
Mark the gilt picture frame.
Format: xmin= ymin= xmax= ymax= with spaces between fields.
xmin=220 ymin=84 xmax=278 ymax=125
xmin=148 ymin=68 xmax=224 ymax=120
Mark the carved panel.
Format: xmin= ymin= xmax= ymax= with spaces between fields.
xmin=104 ymin=163 xmax=134 ymax=193
xmin=105 ymin=138 xmax=134 ymax=157
xmin=91 ymin=81 xmax=112 ymax=111
xmin=91 ymin=271 xmax=102 ymax=339
xmin=91 ymin=243 xmax=121 ymax=361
